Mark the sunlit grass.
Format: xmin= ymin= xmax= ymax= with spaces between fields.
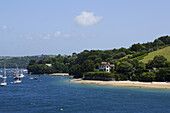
xmin=141 ymin=46 xmax=170 ymax=63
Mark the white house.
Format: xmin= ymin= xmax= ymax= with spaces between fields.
xmin=99 ymin=62 xmax=114 ymax=72
xmin=45 ymin=64 xmax=52 ymax=67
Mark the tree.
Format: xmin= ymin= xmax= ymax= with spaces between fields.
xmin=156 ymin=67 xmax=170 ymax=81
xmin=130 ymin=43 xmax=143 ymax=51
xmin=53 ymin=62 xmax=68 ymax=73
xmin=153 ymin=39 xmax=164 ymax=47
xmin=158 ymin=35 xmax=170 ymax=45
xmin=69 ymin=64 xmax=81 ymax=75
xmin=29 ymin=60 xmax=36 ymax=65
xmin=136 ymin=62 xmax=146 ymax=74
xmin=81 ymin=60 xmax=95 ymax=72
xmin=117 ymin=61 xmax=133 ymax=73
xmin=139 ymin=72 xmax=156 ymax=82
xmin=114 ymin=52 xmax=126 ymax=59
xmin=147 ymin=55 xmax=168 ymax=68
xmin=94 ymin=57 xmax=102 ymax=64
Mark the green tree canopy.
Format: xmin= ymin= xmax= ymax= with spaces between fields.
xmin=81 ymin=60 xmax=95 ymax=72
xmin=147 ymin=55 xmax=168 ymax=68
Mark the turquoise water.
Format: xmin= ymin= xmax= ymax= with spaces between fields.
xmin=0 ymin=75 xmax=170 ymax=113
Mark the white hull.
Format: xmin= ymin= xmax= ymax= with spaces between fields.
xmin=19 ymin=74 xmax=25 ymax=78
xmin=2 ymin=76 xmax=7 ymax=79
xmin=14 ymin=80 xmax=22 ymax=83
xmin=1 ymin=82 xmax=7 ymax=86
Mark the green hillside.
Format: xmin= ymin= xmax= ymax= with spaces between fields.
xmin=0 ymin=55 xmax=56 ymax=68
xmin=141 ymin=46 xmax=170 ymax=63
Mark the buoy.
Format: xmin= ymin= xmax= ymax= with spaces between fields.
xmin=60 ymin=108 xmax=63 ymax=111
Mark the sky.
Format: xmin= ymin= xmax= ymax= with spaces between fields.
xmin=0 ymin=0 xmax=170 ymax=56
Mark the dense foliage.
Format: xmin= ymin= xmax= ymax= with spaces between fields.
xmin=84 ymin=72 xmax=114 ymax=78
xmin=26 ymin=36 xmax=170 ymax=81
xmin=0 ymin=55 xmax=55 ymax=68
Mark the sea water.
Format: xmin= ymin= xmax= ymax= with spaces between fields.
xmin=0 ymin=75 xmax=170 ymax=113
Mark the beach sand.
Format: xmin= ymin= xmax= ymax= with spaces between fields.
xmin=70 ymin=79 xmax=170 ymax=89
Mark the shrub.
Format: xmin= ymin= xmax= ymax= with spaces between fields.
xmin=138 ymin=72 xmax=156 ymax=82
xmin=84 ymin=72 xmax=114 ymax=78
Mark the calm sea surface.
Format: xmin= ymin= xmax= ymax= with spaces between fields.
xmin=0 ymin=74 xmax=170 ymax=113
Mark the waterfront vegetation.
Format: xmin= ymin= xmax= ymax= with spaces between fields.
xmin=84 ymin=72 xmax=114 ymax=78
xmin=26 ymin=35 xmax=170 ymax=82
xmin=0 ymin=55 xmax=55 ymax=68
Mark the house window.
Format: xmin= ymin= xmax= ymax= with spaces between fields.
xmin=107 ymin=66 xmax=108 ymax=68
xmin=106 ymin=69 xmax=108 ymax=72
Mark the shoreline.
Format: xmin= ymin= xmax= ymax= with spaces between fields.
xmin=29 ymin=73 xmax=69 ymax=76
xmin=70 ymin=79 xmax=170 ymax=89
xmin=47 ymin=73 xmax=69 ymax=76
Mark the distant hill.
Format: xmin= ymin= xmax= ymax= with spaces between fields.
xmin=140 ymin=46 xmax=170 ymax=63
xmin=0 ymin=55 xmax=56 ymax=68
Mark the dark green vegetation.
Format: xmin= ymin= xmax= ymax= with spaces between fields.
xmin=27 ymin=36 xmax=170 ymax=81
xmin=83 ymin=72 xmax=114 ymax=81
xmin=0 ymin=55 xmax=56 ymax=68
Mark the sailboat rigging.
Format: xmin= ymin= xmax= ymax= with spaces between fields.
xmin=1 ymin=64 xmax=7 ymax=86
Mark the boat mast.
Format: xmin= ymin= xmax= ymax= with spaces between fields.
xmin=4 ymin=63 xmax=6 ymax=82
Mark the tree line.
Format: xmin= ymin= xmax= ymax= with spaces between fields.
xmin=27 ymin=36 xmax=170 ymax=81
xmin=0 ymin=55 xmax=55 ymax=68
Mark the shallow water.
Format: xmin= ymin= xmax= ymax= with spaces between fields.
xmin=0 ymin=75 xmax=170 ymax=113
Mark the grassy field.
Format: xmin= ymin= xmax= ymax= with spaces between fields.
xmin=141 ymin=46 xmax=170 ymax=63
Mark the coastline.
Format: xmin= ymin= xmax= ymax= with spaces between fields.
xmin=70 ymin=79 xmax=170 ymax=89
xmin=48 ymin=73 xmax=69 ymax=76
xmin=29 ymin=73 xmax=69 ymax=76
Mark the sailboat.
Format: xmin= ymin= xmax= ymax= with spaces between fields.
xmin=19 ymin=69 xmax=25 ymax=78
xmin=0 ymin=74 xmax=3 ymax=78
xmin=14 ymin=78 xmax=22 ymax=83
xmin=14 ymin=65 xmax=22 ymax=83
xmin=1 ymin=65 xmax=7 ymax=86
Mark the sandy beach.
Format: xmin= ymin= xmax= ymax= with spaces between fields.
xmin=70 ymin=79 xmax=170 ymax=89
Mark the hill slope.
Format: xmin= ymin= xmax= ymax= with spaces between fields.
xmin=0 ymin=55 xmax=56 ymax=68
xmin=141 ymin=46 xmax=170 ymax=63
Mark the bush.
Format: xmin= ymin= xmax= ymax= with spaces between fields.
xmin=138 ymin=72 xmax=156 ymax=82
xmin=156 ymin=67 xmax=170 ymax=81
xmin=114 ymin=73 xmax=128 ymax=81
xmin=83 ymin=72 xmax=114 ymax=78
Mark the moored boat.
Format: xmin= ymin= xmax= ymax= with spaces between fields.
xmin=1 ymin=64 xmax=7 ymax=86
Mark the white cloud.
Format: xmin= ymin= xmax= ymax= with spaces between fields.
xmin=75 ymin=11 xmax=103 ymax=26
xmin=62 ymin=33 xmax=70 ymax=38
xmin=19 ymin=30 xmax=70 ymax=40
xmin=54 ymin=31 xmax=61 ymax=37
xmin=40 ymin=34 xmax=51 ymax=39
xmin=19 ymin=34 xmax=34 ymax=40
xmin=1 ymin=25 xmax=8 ymax=31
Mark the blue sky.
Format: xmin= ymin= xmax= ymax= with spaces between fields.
xmin=0 ymin=0 xmax=170 ymax=56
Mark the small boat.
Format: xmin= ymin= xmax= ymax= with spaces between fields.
xmin=23 ymin=69 xmax=28 ymax=73
xmin=1 ymin=64 xmax=7 ymax=86
xmin=30 ymin=77 xmax=34 ymax=79
xmin=14 ymin=79 xmax=22 ymax=83
xmin=19 ymin=74 xmax=25 ymax=78
xmin=2 ymin=76 xmax=7 ymax=79
xmin=13 ymin=66 xmax=25 ymax=80
xmin=0 ymin=75 xmax=3 ymax=78
xmin=30 ymin=77 xmax=38 ymax=80
xmin=33 ymin=77 xmax=38 ymax=80
xmin=14 ymin=77 xmax=22 ymax=83
xmin=1 ymin=81 xmax=7 ymax=86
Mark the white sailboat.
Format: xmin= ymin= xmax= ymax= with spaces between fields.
xmin=0 ymin=74 xmax=3 ymax=78
xmin=1 ymin=65 xmax=7 ymax=86
xmin=19 ymin=69 xmax=25 ymax=78
xmin=14 ymin=79 xmax=22 ymax=83
xmin=14 ymin=65 xmax=22 ymax=83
